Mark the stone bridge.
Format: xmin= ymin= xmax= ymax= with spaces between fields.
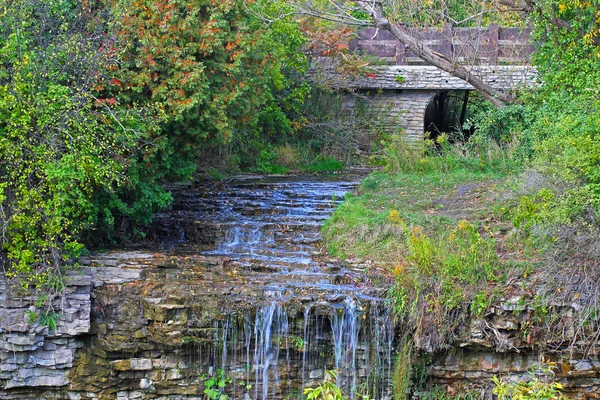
xmin=319 ymin=25 xmax=537 ymax=141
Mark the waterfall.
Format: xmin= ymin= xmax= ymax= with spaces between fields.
xmin=177 ymin=175 xmax=395 ymax=399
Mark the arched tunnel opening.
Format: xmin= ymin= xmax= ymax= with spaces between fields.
xmin=424 ymin=90 xmax=472 ymax=143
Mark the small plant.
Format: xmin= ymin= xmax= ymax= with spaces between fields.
xmin=492 ymin=362 xmax=565 ymax=399
xmin=290 ymin=335 xmax=305 ymax=350
xmin=395 ymin=75 xmax=405 ymax=83
xmin=304 ymin=370 xmax=346 ymax=400
xmin=470 ymin=290 xmax=492 ymax=318
xmin=24 ymin=310 xmax=38 ymax=324
xmin=39 ymin=311 xmax=59 ymax=331
xmin=200 ymin=368 xmax=232 ymax=400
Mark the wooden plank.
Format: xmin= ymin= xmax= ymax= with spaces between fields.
xmin=353 ymin=25 xmax=533 ymax=65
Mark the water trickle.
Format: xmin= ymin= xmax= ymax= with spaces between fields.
xmin=331 ymin=298 xmax=360 ymax=399
xmin=253 ymin=301 xmax=289 ymax=400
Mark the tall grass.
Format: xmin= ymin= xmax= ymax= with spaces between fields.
xmin=373 ymin=130 xmax=517 ymax=175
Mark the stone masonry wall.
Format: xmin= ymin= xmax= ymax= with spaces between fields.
xmin=324 ymin=65 xmax=537 ymax=91
xmin=340 ymin=90 xmax=436 ymax=141
xmin=314 ymin=64 xmax=537 ymax=142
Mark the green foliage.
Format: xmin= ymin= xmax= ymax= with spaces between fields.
xmin=112 ymin=0 xmax=308 ymax=182
xmin=531 ymin=0 xmax=600 ymax=99
xmin=24 ymin=310 xmax=38 ymax=324
xmin=492 ymin=363 xmax=565 ymax=400
xmin=39 ymin=311 xmax=60 ymax=331
xmin=466 ymin=104 xmax=533 ymax=158
xmin=470 ymin=290 xmax=494 ymax=318
xmin=1 ymin=0 xmax=311 ymax=310
xmin=375 ymin=130 xmax=514 ymax=175
xmin=0 ymin=0 xmax=143 ymax=306
xmin=392 ymin=219 xmax=501 ymax=319
xmin=322 ymin=165 xmax=512 ymax=351
xmin=200 ymin=369 xmax=232 ymax=400
xmin=305 ymin=156 xmax=345 ymax=173
xmin=392 ymin=337 xmax=412 ymax=400
xmin=303 ymin=370 xmax=348 ymax=400
xmin=323 ymin=169 xmax=503 ymax=261
xmin=468 ymin=0 xmax=600 ymax=231
xmin=290 ymin=335 xmax=305 ymax=350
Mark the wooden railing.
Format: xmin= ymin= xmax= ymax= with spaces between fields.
xmin=349 ymin=25 xmax=533 ymax=65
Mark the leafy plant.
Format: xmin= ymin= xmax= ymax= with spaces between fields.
xmin=304 ymin=370 xmax=346 ymax=400
xmin=290 ymin=335 xmax=305 ymax=350
xmin=0 ymin=0 xmax=143 ymax=307
xmin=40 ymin=311 xmax=60 ymax=331
xmin=24 ymin=310 xmax=38 ymax=324
xmin=200 ymin=368 xmax=232 ymax=400
xmin=492 ymin=362 xmax=565 ymax=399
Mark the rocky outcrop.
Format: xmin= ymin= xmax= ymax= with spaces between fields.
xmin=421 ymin=295 xmax=600 ymax=399
xmin=0 ymin=271 xmax=91 ymax=398
xmin=0 ymin=176 xmax=393 ymax=400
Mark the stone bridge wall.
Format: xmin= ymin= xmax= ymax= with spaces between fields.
xmin=340 ymin=90 xmax=436 ymax=141
xmin=326 ymin=65 xmax=538 ymax=91
xmin=321 ymin=65 xmax=537 ymax=140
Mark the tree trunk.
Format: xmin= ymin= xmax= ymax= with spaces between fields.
xmin=374 ymin=18 xmax=514 ymax=107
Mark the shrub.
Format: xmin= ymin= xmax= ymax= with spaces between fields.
xmin=492 ymin=362 xmax=565 ymax=400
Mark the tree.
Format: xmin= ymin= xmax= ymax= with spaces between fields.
xmin=251 ymin=0 xmax=532 ymax=107
xmin=0 ymin=0 xmax=144 ymax=306
xmin=103 ymin=0 xmax=308 ymax=222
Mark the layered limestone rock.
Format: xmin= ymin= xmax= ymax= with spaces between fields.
xmin=0 ymin=271 xmax=91 ymax=397
xmin=421 ymin=295 xmax=600 ymax=399
xmin=2 ymin=176 xmax=600 ymax=400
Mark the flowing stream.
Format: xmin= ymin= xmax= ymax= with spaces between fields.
xmin=152 ymin=174 xmax=394 ymax=399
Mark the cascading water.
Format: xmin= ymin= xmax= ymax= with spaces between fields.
xmin=159 ymin=175 xmax=394 ymax=399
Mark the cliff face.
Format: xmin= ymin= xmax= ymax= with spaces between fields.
xmin=0 ymin=271 xmax=91 ymax=398
xmin=2 ymin=258 xmax=600 ymax=400
xmin=2 ymin=175 xmax=599 ymax=400
xmin=2 ymin=250 xmax=393 ymax=400
xmin=417 ymin=294 xmax=600 ymax=399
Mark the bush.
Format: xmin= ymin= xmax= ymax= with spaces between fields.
xmin=492 ymin=362 xmax=565 ymax=400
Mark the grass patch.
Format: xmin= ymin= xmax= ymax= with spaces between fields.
xmin=305 ymin=156 xmax=345 ymax=173
xmin=259 ymin=164 xmax=290 ymax=175
xmin=323 ymin=154 xmax=535 ymax=351
xmin=323 ymin=169 xmax=504 ymax=261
